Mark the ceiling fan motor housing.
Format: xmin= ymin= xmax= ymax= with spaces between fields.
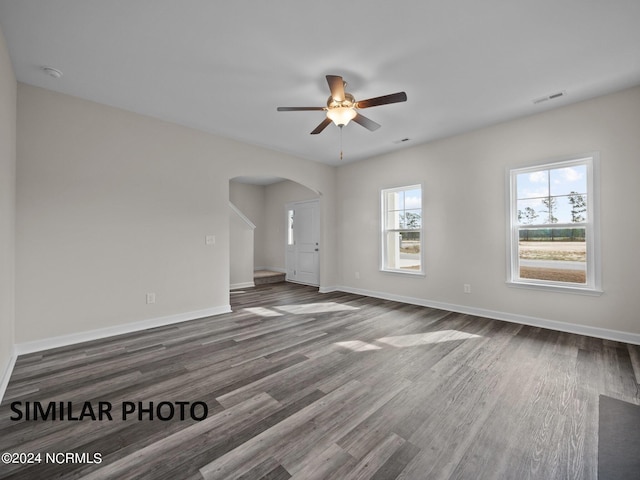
xmin=327 ymin=92 xmax=355 ymax=109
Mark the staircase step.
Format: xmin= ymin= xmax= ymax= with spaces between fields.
xmin=254 ymin=270 xmax=286 ymax=285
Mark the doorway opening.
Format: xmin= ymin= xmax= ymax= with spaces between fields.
xmin=229 ymin=177 xmax=320 ymax=289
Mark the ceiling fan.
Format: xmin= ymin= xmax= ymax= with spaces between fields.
xmin=277 ymin=75 xmax=407 ymax=135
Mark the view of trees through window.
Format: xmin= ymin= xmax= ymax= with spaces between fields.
xmin=515 ymin=163 xmax=588 ymax=284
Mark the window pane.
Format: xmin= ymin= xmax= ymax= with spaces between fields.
xmin=518 ymin=227 xmax=586 ymax=284
xmin=404 ymin=189 xmax=422 ymax=208
xmin=516 ymin=199 xmax=546 ymax=225
xmin=554 ymin=194 xmax=588 ymax=223
xmin=386 ymin=231 xmax=421 ymax=271
xmin=287 ymin=209 xmax=294 ymax=245
xmin=517 ymin=196 xmax=559 ymax=224
xmin=517 ymin=170 xmax=548 ymax=199
xmin=550 ymin=165 xmax=587 ymax=196
xmin=403 ymin=209 xmax=422 ymax=229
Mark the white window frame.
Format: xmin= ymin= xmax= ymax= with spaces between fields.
xmin=506 ymin=153 xmax=602 ymax=295
xmin=381 ymin=184 xmax=424 ymax=275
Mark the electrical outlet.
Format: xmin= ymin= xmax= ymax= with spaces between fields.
xmin=463 ymin=284 xmax=471 ymax=294
xmin=205 ymin=235 xmax=216 ymax=245
xmin=146 ymin=292 xmax=156 ymax=304
xmin=355 ymin=272 xmax=360 ymax=279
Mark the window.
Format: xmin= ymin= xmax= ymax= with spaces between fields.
xmin=287 ymin=208 xmax=294 ymax=246
xmin=508 ymin=154 xmax=601 ymax=294
xmin=381 ymin=184 xmax=423 ymax=274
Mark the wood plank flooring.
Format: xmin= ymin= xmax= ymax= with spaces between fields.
xmin=1 ymin=283 xmax=639 ymax=479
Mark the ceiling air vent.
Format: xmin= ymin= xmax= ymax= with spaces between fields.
xmin=532 ymin=91 xmax=567 ymax=105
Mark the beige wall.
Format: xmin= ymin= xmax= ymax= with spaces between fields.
xmin=0 ymin=26 xmax=16 ymax=392
xmin=16 ymin=84 xmax=337 ymax=343
xmin=229 ymin=206 xmax=254 ymax=288
xmin=229 ymin=181 xmax=266 ymax=268
xmin=337 ymin=85 xmax=640 ymax=337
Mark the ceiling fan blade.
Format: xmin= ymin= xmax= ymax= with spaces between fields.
xmin=352 ymin=113 xmax=381 ymax=131
xmin=356 ymin=92 xmax=407 ymax=109
xmin=310 ymin=117 xmax=332 ymax=135
xmin=277 ymin=106 xmax=325 ymax=111
xmin=326 ymin=75 xmax=345 ymax=102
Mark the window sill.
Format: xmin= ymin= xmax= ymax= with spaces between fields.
xmin=380 ymin=268 xmax=426 ymax=277
xmin=506 ymin=280 xmax=603 ymax=296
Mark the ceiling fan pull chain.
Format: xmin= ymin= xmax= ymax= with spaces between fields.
xmin=340 ymin=125 xmax=343 ymax=161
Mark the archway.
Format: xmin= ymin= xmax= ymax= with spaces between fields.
xmin=229 ymin=176 xmax=321 ymax=289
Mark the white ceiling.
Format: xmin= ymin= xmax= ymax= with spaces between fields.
xmin=1 ymin=0 xmax=639 ymax=166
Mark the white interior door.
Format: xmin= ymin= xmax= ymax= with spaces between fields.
xmin=286 ymin=200 xmax=320 ymax=286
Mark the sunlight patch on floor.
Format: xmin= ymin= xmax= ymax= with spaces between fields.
xmin=243 ymin=307 xmax=283 ymax=317
xmin=377 ymin=330 xmax=482 ymax=347
xmin=335 ymin=340 xmax=382 ymax=351
xmin=275 ymin=302 xmax=360 ymax=315
xmin=334 ymin=330 xmax=483 ymax=352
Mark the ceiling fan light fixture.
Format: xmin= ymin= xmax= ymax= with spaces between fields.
xmin=326 ymin=106 xmax=357 ymax=126
xmin=276 ymin=75 xmax=407 ymax=135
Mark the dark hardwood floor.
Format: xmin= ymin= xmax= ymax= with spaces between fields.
xmin=1 ymin=283 xmax=639 ymax=479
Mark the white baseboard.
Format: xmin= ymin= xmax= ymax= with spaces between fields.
xmin=231 ymin=282 xmax=255 ymax=290
xmin=320 ymin=285 xmax=640 ymax=346
xmin=15 ymin=305 xmax=232 ymax=356
xmin=0 ymin=349 xmax=18 ymax=405
xmin=319 ymin=285 xmax=340 ymax=294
